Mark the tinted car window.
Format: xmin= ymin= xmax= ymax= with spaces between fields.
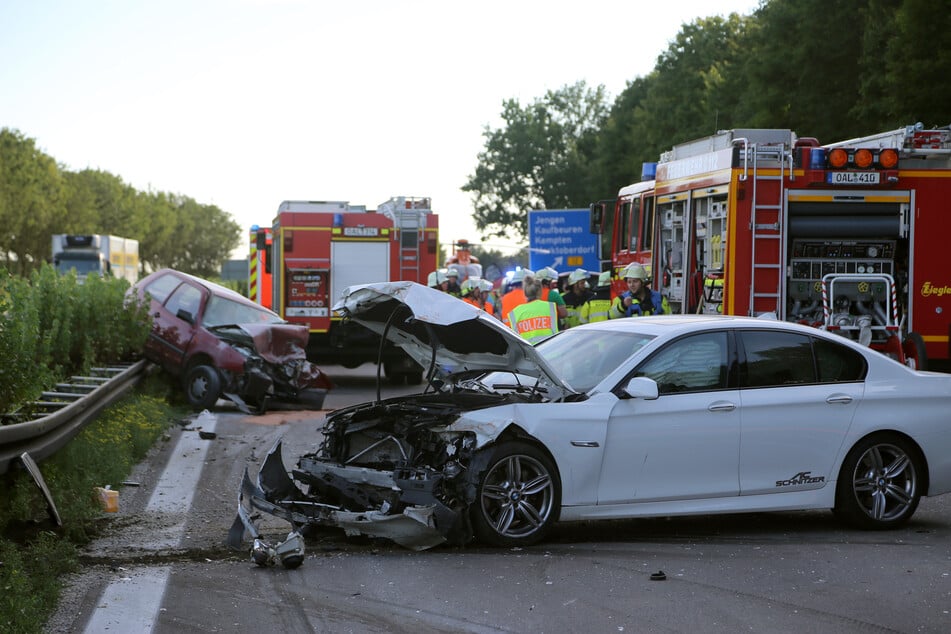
xmin=633 ymin=332 xmax=729 ymax=394
xmin=814 ymin=337 xmax=867 ymax=382
xmin=164 ymin=283 xmax=202 ymax=321
xmin=143 ymin=273 xmax=183 ymax=304
xmin=741 ymin=330 xmax=815 ymax=387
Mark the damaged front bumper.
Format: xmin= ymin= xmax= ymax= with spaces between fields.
xmin=227 ymin=440 xmax=457 ymax=558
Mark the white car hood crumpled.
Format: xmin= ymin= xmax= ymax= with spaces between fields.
xmin=333 ymin=281 xmax=569 ymax=397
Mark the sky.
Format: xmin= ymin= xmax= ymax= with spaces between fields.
xmin=1 ymin=0 xmax=760 ymax=259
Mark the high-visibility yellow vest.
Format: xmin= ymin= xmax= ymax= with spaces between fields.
xmin=508 ymin=300 xmax=559 ymax=343
xmin=581 ymin=298 xmax=611 ymax=323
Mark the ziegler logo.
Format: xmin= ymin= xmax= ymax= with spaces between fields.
xmin=775 ymin=471 xmax=825 ymax=487
xmin=921 ymin=282 xmax=951 ymax=297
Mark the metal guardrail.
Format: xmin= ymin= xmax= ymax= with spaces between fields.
xmin=0 ymin=360 xmax=148 ymax=476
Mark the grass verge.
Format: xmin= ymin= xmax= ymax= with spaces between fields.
xmin=0 ymin=375 xmax=185 ymax=633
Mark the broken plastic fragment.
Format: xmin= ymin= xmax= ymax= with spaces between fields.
xmin=250 ymin=531 xmax=305 ymax=569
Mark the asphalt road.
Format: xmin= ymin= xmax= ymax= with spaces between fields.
xmin=48 ymin=365 xmax=951 ymax=633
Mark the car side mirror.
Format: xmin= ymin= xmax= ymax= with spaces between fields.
xmin=176 ymin=308 xmax=195 ymax=324
xmin=589 ymin=203 xmax=604 ymax=234
xmin=622 ymin=376 xmax=659 ymax=400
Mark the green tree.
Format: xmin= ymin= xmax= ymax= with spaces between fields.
xmin=588 ymin=76 xmax=654 ymax=201
xmin=135 ymin=189 xmax=179 ymax=274
xmin=0 ymin=129 xmax=67 ymax=275
xmin=463 ymin=81 xmax=609 ymax=241
xmin=849 ymin=0 xmax=898 ymax=127
xmin=162 ymin=196 xmax=241 ymax=277
xmin=733 ymin=0 xmax=871 ymax=141
xmin=634 ymin=15 xmax=748 ymax=153
xmin=882 ymin=0 xmax=951 ymax=127
xmin=61 ymin=171 xmax=101 ymax=233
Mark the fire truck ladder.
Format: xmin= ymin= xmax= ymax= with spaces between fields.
xmin=396 ymin=205 xmax=425 ymax=282
xmin=744 ymin=142 xmax=790 ymax=316
xmin=378 ymin=196 xmax=429 ymax=282
xmin=398 ymin=214 xmax=421 ymax=281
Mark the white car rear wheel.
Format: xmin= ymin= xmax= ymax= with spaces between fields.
xmin=835 ymin=435 xmax=921 ymax=529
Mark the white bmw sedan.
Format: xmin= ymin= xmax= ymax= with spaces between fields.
xmin=232 ymin=282 xmax=951 ymax=556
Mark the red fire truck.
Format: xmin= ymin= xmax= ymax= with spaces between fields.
xmin=591 ymin=123 xmax=951 ymax=370
xmin=248 ymin=226 xmax=272 ymax=310
xmin=254 ymin=197 xmax=439 ymax=383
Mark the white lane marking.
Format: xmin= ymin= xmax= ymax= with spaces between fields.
xmin=82 ymin=566 xmax=171 ymax=634
xmin=83 ymin=415 xmax=218 ymax=633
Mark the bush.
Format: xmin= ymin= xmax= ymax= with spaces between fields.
xmin=0 ymin=380 xmax=183 ymax=632
xmin=0 ymin=264 xmax=150 ymax=413
xmin=0 ymin=271 xmax=49 ymax=412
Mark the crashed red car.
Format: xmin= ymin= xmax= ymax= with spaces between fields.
xmin=131 ymin=268 xmax=332 ymax=412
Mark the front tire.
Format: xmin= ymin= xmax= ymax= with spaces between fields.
xmin=471 ymin=441 xmax=559 ymax=547
xmin=834 ymin=434 xmax=922 ymax=529
xmin=184 ymin=364 xmax=222 ymax=410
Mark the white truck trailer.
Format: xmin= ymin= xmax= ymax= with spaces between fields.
xmin=51 ymin=234 xmax=139 ymax=284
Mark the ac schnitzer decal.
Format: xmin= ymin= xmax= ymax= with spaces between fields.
xmin=776 ymin=471 xmax=825 ymax=487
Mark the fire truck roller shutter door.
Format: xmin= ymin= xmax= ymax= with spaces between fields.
xmin=788 ymin=202 xmax=902 ymax=238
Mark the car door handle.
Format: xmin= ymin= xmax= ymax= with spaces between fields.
xmin=708 ymin=401 xmax=737 ymax=412
xmin=826 ymin=394 xmax=853 ymax=404
xmin=571 ymin=441 xmax=600 ymax=448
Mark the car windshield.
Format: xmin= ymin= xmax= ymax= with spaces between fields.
xmin=535 ymin=328 xmax=655 ymax=393
xmin=203 ymin=295 xmax=285 ymax=327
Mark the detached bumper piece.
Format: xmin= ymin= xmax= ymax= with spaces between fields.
xmin=227 ymin=440 xmax=448 ymax=561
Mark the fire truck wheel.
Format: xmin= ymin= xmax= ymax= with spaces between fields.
xmin=902 ymin=332 xmax=927 ymax=371
xmin=184 ymin=364 xmax=222 ymax=410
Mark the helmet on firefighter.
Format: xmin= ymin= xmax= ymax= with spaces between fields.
xmin=428 ymin=270 xmax=448 ymax=287
xmin=510 ymin=268 xmax=533 ymax=285
xmin=479 ymin=279 xmax=494 ymax=293
xmin=535 ymin=266 xmax=559 ymax=282
xmin=446 ymin=265 xmax=460 ymax=279
xmin=567 ymin=268 xmax=589 ymax=286
xmin=621 ymin=263 xmax=648 ymax=281
xmin=460 ymin=278 xmax=480 ymax=297
xmin=597 ymin=270 xmax=612 ymax=288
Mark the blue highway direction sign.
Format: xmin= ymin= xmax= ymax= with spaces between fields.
xmin=528 ymin=209 xmax=600 ymax=274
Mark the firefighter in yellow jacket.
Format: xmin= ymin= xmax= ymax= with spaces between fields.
xmin=610 ymin=263 xmax=671 ymax=317
xmin=507 ymin=273 xmax=559 ymax=343
xmin=580 ymin=270 xmax=613 ymax=323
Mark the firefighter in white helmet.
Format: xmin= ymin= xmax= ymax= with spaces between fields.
xmin=445 ymin=266 xmax=462 ymax=297
xmin=534 ymin=266 xmax=568 ymax=324
xmin=610 ymin=263 xmax=670 ymax=318
xmin=460 ymin=277 xmax=494 ymax=316
xmin=563 ymin=268 xmax=593 ymax=328
xmin=428 ymin=270 xmax=449 ymax=292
